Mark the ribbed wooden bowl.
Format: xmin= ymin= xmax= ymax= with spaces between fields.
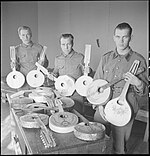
xmin=74 ymin=122 xmax=105 ymax=141
xmin=20 ymin=113 xmax=49 ymax=128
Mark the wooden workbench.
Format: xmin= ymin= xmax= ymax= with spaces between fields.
xmin=6 ymin=93 xmax=112 ymax=154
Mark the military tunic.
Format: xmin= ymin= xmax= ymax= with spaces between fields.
xmin=53 ymin=50 xmax=85 ymax=114
xmin=93 ymin=48 xmax=148 ymax=154
xmin=15 ymin=42 xmax=49 ymax=90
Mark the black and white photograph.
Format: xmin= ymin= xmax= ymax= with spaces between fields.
xmin=1 ymin=1 xmax=149 ymax=154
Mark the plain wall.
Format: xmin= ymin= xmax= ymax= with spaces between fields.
xmin=1 ymin=1 xmax=148 ymax=77
xmin=37 ymin=1 xmax=148 ymax=70
xmin=1 ymin=1 xmax=38 ymax=77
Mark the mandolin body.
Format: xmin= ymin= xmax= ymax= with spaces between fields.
xmin=6 ymin=70 xmax=25 ymax=89
xmin=75 ymin=75 xmax=93 ymax=96
xmin=26 ymin=70 xmax=45 ymax=88
xmin=104 ymin=97 xmax=131 ymax=126
xmin=87 ymin=79 xmax=111 ymax=105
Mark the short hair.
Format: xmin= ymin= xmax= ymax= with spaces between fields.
xmin=114 ymin=22 xmax=132 ymax=36
xmin=59 ymin=33 xmax=74 ymax=45
xmin=18 ymin=26 xmax=32 ymax=36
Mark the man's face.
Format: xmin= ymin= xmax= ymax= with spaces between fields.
xmin=19 ymin=29 xmax=32 ymax=45
xmin=113 ymin=28 xmax=131 ymax=51
xmin=60 ymin=37 xmax=73 ymax=56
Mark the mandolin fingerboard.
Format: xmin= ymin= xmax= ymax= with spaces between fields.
xmin=84 ymin=44 xmax=91 ymax=67
xmin=10 ymin=46 xmax=16 ymax=62
xmin=35 ymin=116 xmax=56 ymax=148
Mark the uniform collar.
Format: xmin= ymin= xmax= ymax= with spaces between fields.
xmin=61 ymin=49 xmax=75 ymax=58
xmin=21 ymin=41 xmax=33 ymax=48
xmin=113 ymin=47 xmax=133 ymax=61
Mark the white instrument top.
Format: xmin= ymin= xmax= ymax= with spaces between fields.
xmin=75 ymin=44 xmax=93 ymax=96
xmin=6 ymin=46 xmax=25 ymax=89
xmin=26 ymin=69 xmax=45 ymax=88
xmin=54 ymin=75 xmax=76 ymax=96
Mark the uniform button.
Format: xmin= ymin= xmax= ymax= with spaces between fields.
xmin=116 ymin=67 xmax=119 ymax=70
xmin=118 ymin=59 xmax=121 ymax=61
xmin=106 ymin=70 xmax=108 ymax=73
xmin=114 ymin=75 xmax=117 ymax=78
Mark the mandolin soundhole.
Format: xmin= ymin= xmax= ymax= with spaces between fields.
xmin=13 ymin=75 xmax=16 ymax=79
xmin=117 ymin=100 xmax=124 ymax=105
xmin=83 ymin=80 xmax=87 ymax=85
xmin=61 ymin=83 xmax=65 ymax=87
xmin=34 ymin=74 xmax=37 ymax=78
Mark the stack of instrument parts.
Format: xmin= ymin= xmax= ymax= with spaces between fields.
xmin=11 ymin=97 xmax=34 ymax=109
xmin=28 ymin=87 xmax=55 ymax=103
xmin=20 ymin=113 xmax=49 ymax=128
xmin=29 ymin=92 xmax=48 ymax=103
xmin=73 ymin=109 xmax=105 ymax=141
xmin=59 ymin=97 xmax=74 ymax=110
xmin=9 ymin=91 xmax=34 ymax=109
xmin=74 ymin=122 xmax=105 ymax=141
xmin=22 ymin=102 xmax=54 ymax=114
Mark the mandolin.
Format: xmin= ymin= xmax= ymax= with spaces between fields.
xmin=75 ymin=44 xmax=93 ymax=96
xmin=35 ymin=62 xmax=76 ymax=96
xmin=104 ymin=60 xmax=140 ymax=126
xmin=86 ymin=60 xmax=144 ymax=106
xmin=86 ymin=78 xmax=120 ymax=105
xmin=6 ymin=46 xmax=25 ymax=89
xmin=26 ymin=46 xmax=47 ymax=88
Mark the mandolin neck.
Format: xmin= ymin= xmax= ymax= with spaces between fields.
xmin=119 ymin=80 xmax=130 ymax=102
xmin=118 ymin=60 xmax=140 ymax=102
xmin=84 ymin=44 xmax=91 ymax=75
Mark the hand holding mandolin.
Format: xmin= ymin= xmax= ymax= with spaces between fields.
xmin=123 ymin=72 xmax=142 ymax=88
xmin=10 ymin=61 xmax=16 ymax=70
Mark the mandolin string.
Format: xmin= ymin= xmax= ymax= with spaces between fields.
xmin=129 ymin=60 xmax=140 ymax=74
xmin=129 ymin=60 xmax=136 ymax=73
xmin=87 ymin=60 xmax=140 ymax=98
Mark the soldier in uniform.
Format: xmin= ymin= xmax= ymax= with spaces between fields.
xmin=50 ymin=33 xmax=93 ymax=114
xmin=10 ymin=26 xmax=49 ymax=90
xmin=93 ymin=22 xmax=148 ymax=154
